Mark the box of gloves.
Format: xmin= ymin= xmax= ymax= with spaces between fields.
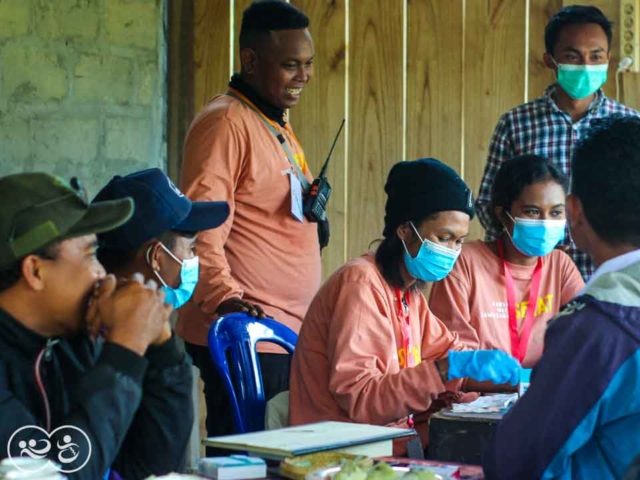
xmin=198 ymin=455 xmax=266 ymax=480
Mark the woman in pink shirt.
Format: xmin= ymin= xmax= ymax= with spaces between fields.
xmin=289 ymin=158 xmax=521 ymax=455
xmin=429 ymin=155 xmax=584 ymax=369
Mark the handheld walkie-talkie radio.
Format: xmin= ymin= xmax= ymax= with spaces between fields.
xmin=303 ymin=119 xmax=346 ymax=222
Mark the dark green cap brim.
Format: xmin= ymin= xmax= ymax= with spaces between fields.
xmin=0 ymin=171 xmax=136 ymax=270
xmin=0 ymin=197 xmax=134 ymax=271
xmin=64 ymin=197 xmax=134 ymax=240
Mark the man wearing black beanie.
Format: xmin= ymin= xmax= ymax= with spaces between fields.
xmin=290 ymin=158 xmax=522 ymax=456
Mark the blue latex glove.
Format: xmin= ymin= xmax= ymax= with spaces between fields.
xmin=447 ymin=350 xmax=521 ymax=386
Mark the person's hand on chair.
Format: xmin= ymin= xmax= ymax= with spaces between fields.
xmin=217 ymin=297 xmax=266 ymax=319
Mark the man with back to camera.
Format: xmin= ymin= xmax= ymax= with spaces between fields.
xmin=484 ymin=116 xmax=640 ymax=479
xmin=177 ymin=0 xmax=323 ymax=445
xmin=0 ymin=172 xmax=193 ymax=479
xmin=475 ymin=5 xmax=639 ymax=282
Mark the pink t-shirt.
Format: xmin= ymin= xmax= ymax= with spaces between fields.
xmin=289 ymin=253 xmax=462 ymax=435
xmin=429 ymin=240 xmax=584 ymax=367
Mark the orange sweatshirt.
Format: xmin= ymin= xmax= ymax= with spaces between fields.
xmin=428 ymin=240 xmax=584 ymax=368
xmin=289 ymin=253 xmax=462 ymax=442
xmin=176 ymin=93 xmax=322 ymax=352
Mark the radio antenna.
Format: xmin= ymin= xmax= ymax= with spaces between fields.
xmin=319 ymin=119 xmax=345 ymax=178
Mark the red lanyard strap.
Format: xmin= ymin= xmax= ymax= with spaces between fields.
xmin=394 ymin=288 xmax=415 ymax=368
xmin=496 ymin=240 xmax=543 ymax=364
xmin=394 ymin=288 xmax=416 ymax=428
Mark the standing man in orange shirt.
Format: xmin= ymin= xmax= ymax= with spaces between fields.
xmin=177 ymin=0 xmax=321 ymax=447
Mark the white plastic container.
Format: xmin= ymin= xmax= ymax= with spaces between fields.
xmin=198 ymin=455 xmax=266 ymax=480
xmin=0 ymin=458 xmax=66 ymax=479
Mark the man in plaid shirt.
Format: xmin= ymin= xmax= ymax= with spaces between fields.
xmin=476 ymin=5 xmax=639 ymax=280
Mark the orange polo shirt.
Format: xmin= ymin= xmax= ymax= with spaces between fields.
xmin=289 ymin=253 xmax=463 ymax=448
xmin=176 ymin=93 xmax=321 ymax=352
xmin=428 ymin=240 xmax=584 ymax=367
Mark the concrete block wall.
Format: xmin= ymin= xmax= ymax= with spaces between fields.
xmin=0 ymin=0 xmax=167 ymax=197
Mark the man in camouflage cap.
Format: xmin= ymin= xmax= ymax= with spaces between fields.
xmin=0 ymin=173 xmax=193 ymax=479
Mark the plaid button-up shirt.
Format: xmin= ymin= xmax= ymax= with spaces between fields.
xmin=476 ymin=84 xmax=640 ymax=281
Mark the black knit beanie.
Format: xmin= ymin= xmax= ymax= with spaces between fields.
xmin=383 ymin=158 xmax=475 ymax=238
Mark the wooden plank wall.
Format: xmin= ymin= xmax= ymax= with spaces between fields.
xmin=463 ymin=0 xmax=528 ymax=241
xmin=529 ymin=0 xmax=563 ymax=100
xmin=193 ymin=1 xmax=231 ymax=108
xmin=345 ymin=0 xmax=404 ymax=262
xmin=289 ymin=0 xmax=347 ymax=274
xmin=170 ymin=0 xmax=640 ymax=279
xmin=406 ymin=1 xmax=464 ymax=193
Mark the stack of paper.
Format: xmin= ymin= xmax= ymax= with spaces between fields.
xmin=450 ymin=393 xmax=518 ymax=413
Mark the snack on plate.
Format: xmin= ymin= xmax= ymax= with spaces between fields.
xmin=334 ymin=459 xmax=368 ymax=480
xmin=281 ymin=452 xmax=373 ymax=480
xmin=307 ymin=460 xmax=444 ymax=480
xmin=361 ymin=462 xmax=396 ymax=480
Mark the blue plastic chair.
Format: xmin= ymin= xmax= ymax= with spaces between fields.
xmin=207 ymin=312 xmax=298 ymax=434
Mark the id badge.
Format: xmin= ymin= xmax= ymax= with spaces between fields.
xmin=289 ymin=171 xmax=304 ymax=222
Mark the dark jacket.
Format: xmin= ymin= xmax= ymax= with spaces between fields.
xmin=483 ymin=261 xmax=640 ymax=479
xmin=0 ymin=308 xmax=194 ymax=479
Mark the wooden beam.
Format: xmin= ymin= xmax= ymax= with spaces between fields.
xmin=167 ymin=0 xmax=195 ymax=183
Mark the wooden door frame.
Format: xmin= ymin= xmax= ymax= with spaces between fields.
xmin=167 ymin=0 xmax=195 ymax=184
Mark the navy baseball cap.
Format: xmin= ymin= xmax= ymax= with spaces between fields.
xmin=93 ymin=168 xmax=229 ymax=250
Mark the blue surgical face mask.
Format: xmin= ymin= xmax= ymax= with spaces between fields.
xmin=552 ymin=58 xmax=608 ymax=100
xmin=146 ymin=243 xmax=199 ymax=309
xmin=402 ymin=222 xmax=460 ymax=282
xmin=507 ymin=213 xmax=566 ymax=257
